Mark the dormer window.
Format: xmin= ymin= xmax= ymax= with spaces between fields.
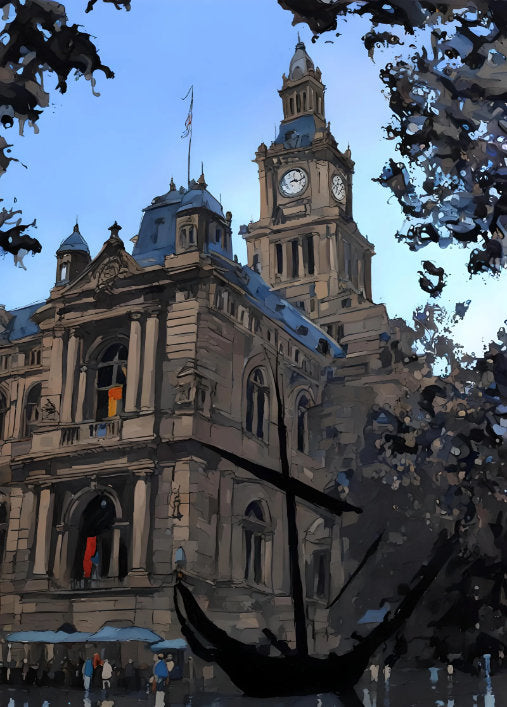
xmin=179 ymin=225 xmax=195 ymax=249
xmin=59 ymin=263 xmax=69 ymax=282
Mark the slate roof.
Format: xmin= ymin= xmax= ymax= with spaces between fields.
xmin=208 ymin=246 xmax=345 ymax=360
xmin=57 ymin=225 xmax=90 ymax=255
xmin=5 ymin=302 xmax=42 ymax=341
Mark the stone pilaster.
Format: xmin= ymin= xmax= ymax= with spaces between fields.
xmin=125 ymin=312 xmax=143 ymax=413
xmin=140 ymin=310 xmax=159 ymax=411
xmin=61 ymin=329 xmax=79 ymax=423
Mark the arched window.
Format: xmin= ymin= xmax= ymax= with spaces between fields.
xmin=243 ymin=501 xmax=270 ymax=585
xmin=246 ymin=368 xmax=269 ymax=440
xmin=0 ymin=392 xmax=7 ymax=440
xmin=303 ymin=92 xmax=307 ymax=110
xmin=96 ymin=344 xmax=127 ymax=420
xmin=296 ymin=93 xmax=301 ymax=112
xmin=24 ymin=383 xmax=41 ymax=437
xmin=0 ymin=498 xmax=7 ymax=565
xmin=289 ymin=97 xmax=294 ymax=114
xmin=71 ymin=494 xmax=127 ymax=585
xmin=297 ymin=393 xmax=310 ymax=453
xmin=304 ymin=519 xmax=331 ymax=601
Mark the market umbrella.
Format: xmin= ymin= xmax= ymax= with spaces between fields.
xmin=7 ymin=630 xmax=91 ymax=643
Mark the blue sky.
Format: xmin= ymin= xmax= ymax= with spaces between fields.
xmin=0 ymin=0 xmax=504 ymax=354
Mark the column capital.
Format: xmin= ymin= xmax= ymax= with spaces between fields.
xmin=146 ymin=306 xmax=161 ymax=318
xmin=128 ymin=311 xmax=143 ymax=322
xmin=67 ymin=326 xmax=80 ymax=338
xmin=132 ymin=468 xmax=154 ymax=479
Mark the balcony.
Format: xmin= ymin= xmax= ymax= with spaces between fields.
xmin=60 ymin=419 xmax=122 ymax=447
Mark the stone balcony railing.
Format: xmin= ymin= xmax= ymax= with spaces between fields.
xmin=60 ymin=419 xmax=122 ymax=447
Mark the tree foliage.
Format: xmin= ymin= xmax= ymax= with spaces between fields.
xmin=279 ymin=0 xmax=507 ymax=292
xmin=0 ymin=0 xmax=130 ymax=261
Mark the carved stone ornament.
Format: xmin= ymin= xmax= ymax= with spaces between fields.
xmin=95 ymin=254 xmax=130 ymax=295
xmin=41 ymin=395 xmax=59 ymax=422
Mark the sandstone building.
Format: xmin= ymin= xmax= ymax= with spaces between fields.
xmin=0 ymin=41 xmax=393 ymax=670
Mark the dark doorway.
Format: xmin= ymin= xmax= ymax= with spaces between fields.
xmin=72 ymin=495 xmax=116 ymax=581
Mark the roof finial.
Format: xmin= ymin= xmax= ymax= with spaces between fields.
xmin=297 ymin=31 xmax=301 ymax=43
xmin=108 ymin=221 xmax=122 ymax=241
xmin=169 ymin=176 xmax=176 ymax=191
xmin=74 ymin=216 xmax=79 ymax=232
xmin=197 ymin=163 xmax=207 ymax=189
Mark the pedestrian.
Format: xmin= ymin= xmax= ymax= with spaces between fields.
xmin=101 ymin=658 xmax=113 ymax=691
xmin=82 ymin=657 xmax=93 ymax=692
xmin=125 ymin=657 xmax=137 ymax=692
xmin=165 ymin=653 xmax=175 ymax=679
xmin=153 ymin=653 xmax=168 ymax=706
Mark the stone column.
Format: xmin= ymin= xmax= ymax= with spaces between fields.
xmin=125 ymin=312 xmax=142 ymax=413
xmin=129 ymin=473 xmax=151 ymax=584
xmin=108 ymin=525 xmax=121 ymax=578
xmin=140 ymin=310 xmax=159 ymax=411
xmin=75 ymin=365 xmax=87 ymax=423
xmin=52 ymin=523 xmax=65 ymax=581
xmin=61 ymin=330 xmax=79 ymax=423
xmin=47 ymin=329 xmax=64 ymax=395
xmin=33 ymin=487 xmax=54 ymax=576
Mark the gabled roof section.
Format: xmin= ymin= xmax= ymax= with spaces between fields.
xmin=210 ymin=252 xmax=344 ymax=359
xmin=57 ymin=226 xmax=144 ymax=297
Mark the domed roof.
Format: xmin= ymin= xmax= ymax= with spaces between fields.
xmin=289 ymin=39 xmax=315 ymax=81
xmin=57 ymin=224 xmax=90 ymax=255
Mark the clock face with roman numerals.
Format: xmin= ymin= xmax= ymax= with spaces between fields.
xmin=331 ymin=173 xmax=346 ymax=203
xmin=279 ymin=168 xmax=308 ymax=197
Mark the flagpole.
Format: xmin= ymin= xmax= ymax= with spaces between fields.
xmin=181 ymin=85 xmax=193 ymax=189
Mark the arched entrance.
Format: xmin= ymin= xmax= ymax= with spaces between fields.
xmin=70 ymin=494 xmax=127 ymax=584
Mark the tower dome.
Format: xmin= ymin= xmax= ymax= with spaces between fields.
xmin=289 ymin=39 xmax=315 ymax=80
xmin=55 ymin=223 xmax=91 ymax=285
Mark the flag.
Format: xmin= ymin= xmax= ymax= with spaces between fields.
xmin=181 ymin=85 xmax=193 ymax=138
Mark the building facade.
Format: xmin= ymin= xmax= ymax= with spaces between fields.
xmin=0 ymin=42 xmax=393 ymax=671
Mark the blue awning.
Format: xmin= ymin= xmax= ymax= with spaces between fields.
xmin=88 ymin=626 xmax=163 ymax=643
xmin=7 ymin=625 xmax=163 ymax=644
xmin=7 ymin=630 xmax=91 ymax=644
xmin=150 ymin=639 xmax=188 ymax=652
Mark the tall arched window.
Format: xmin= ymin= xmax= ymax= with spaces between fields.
xmin=71 ymin=494 xmax=127 ymax=585
xmin=297 ymin=393 xmax=310 ymax=453
xmin=24 ymin=383 xmax=41 ymax=437
xmin=0 ymin=392 xmax=7 ymax=440
xmin=246 ymin=368 xmax=269 ymax=440
xmin=243 ymin=501 xmax=270 ymax=585
xmin=96 ymin=344 xmax=127 ymax=420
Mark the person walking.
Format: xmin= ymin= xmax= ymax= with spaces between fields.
xmin=153 ymin=654 xmax=168 ymax=707
xmin=101 ymin=658 xmax=113 ymax=691
xmin=125 ymin=657 xmax=137 ymax=692
xmin=82 ymin=657 xmax=93 ymax=692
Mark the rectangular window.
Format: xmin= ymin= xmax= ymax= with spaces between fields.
xmin=291 ymin=240 xmax=299 ymax=278
xmin=215 ymin=228 xmax=221 ymax=244
xmin=276 ymin=243 xmax=283 ymax=274
xmin=304 ymin=235 xmax=315 ymax=275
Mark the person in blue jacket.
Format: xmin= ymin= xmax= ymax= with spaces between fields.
xmin=82 ymin=658 xmax=93 ymax=692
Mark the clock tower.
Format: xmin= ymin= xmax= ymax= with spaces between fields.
xmin=244 ymin=40 xmax=375 ymax=345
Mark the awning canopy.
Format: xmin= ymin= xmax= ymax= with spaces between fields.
xmin=6 ymin=630 xmax=92 ymax=644
xmin=7 ymin=625 xmax=163 ymax=644
xmin=150 ymin=639 xmax=187 ymax=652
xmin=88 ymin=626 xmax=163 ymax=643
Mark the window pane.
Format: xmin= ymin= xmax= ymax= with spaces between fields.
xmin=244 ymin=529 xmax=252 ymax=579
xmin=254 ymin=535 xmax=262 ymax=584
xmin=292 ymin=240 xmax=299 ymax=278
xmin=97 ymin=365 xmax=113 ymax=388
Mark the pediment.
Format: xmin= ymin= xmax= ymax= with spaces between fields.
xmin=60 ymin=236 xmax=144 ymax=298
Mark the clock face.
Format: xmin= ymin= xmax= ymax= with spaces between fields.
xmin=331 ymin=174 xmax=346 ymax=203
xmin=279 ymin=168 xmax=308 ymax=197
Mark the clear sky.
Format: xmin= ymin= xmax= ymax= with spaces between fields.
xmin=0 ymin=0 xmax=504 ymax=355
